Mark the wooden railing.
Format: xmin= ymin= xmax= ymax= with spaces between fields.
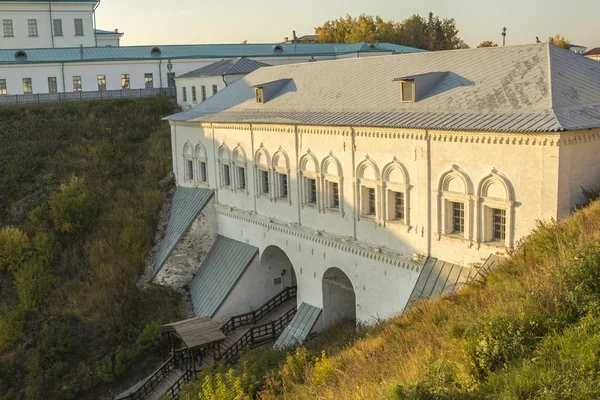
xmin=116 ymin=349 xmax=185 ymax=400
xmin=162 ymin=368 xmax=193 ymax=400
xmin=218 ymin=306 xmax=297 ymax=365
xmin=221 ymin=286 xmax=297 ymax=336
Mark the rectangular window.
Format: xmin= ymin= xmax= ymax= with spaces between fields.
xmin=201 ymin=85 xmax=207 ymax=101
xmin=393 ymin=191 xmax=404 ymax=220
xmin=97 ymin=75 xmax=106 ymax=91
xmin=492 ymin=208 xmax=506 ymax=242
xmin=23 ymin=78 xmax=32 ymax=94
xmin=367 ymin=188 xmax=376 ymax=215
xmin=0 ymin=79 xmax=7 ymax=95
xmin=255 ymin=87 xmax=264 ymax=103
xmin=330 ymin=182 xmax=339 ymax=209
xmin=401 ymin=80 xmax=414 ymax=103
xmin=72 ymin=76 xmax=82 ymax=92
xmin=261 ymin=170 xmax=270 ymax=194
xmin=53 ymin=19 xmax=63 ymax=36
xmin=48 ymin=77 xmax=57 ymax=93
xmin=182 ymin=87 xmax=187 ymax=102
xmin=28 ymin=19 xmax=38 ymax=36
xmin=3 ymin=20 xmax=13 ymax=37
xmin=167 ymin=72 xmax=176 ymax=88
xmin=307 ymin=178 xmax=317 ymax=204
xmin=279 ymin=174 xmax=288 ymax=198
xmin=452 ymin=202 xmax=465 ymax=234
xmin=199 ymin=161 xmax=207 ymax=183
xmin=192 ymin=86 xmax=197 ymax=102
xmin=121 ymin=74 xmax=130 ymax=89
xmin=144 ymin=73 xmax=153 ymax=89
xmin=238 ymin=167 xmax=246 ymax=190
xmin=186 ymin=159 xmax=194 ymax=181
xmin=74 ymin=19 xmax=84 ymax=36
xmin=212 ymin=84 xmax=218 ymax=95
xmin=223 ymin=164 xmax=231 ymax=187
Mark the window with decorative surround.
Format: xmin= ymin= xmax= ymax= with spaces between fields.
xmin=183 ymin=143 xmax=194 ymax=182
xmin=321 ymin=154 xmax=343 ymax=214
xmin=232 ymin=146 xmax=247 ymax=192
xmin=272 ymin=149 xmax=291 ymax=203
xmin=195 ymin=143 xmax=208 ymax=186
xmin=255 ymin=146 xmax=271 ymax=197
xmin=356 ymin=157 xmax=380 ymax=221
xmin=382 ymin=159 xmax=410 ymax=228
xmin=437 ymin=166 xmax=473 ymax=242
xmin=476 ymin=171 xmax=515 ymax=248
xmin=299 ymin=151 xmax=320 ymax=207
xmin=218 ymin=145 xmax=232 ymax=188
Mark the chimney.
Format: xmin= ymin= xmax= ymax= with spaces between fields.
xmin=293 ymin=30 xmax=297 ymax=43
xmin=80 ymin=44 xmax=84 ymax=54
xmin=284 ymin=36 xmax=288 ymax=43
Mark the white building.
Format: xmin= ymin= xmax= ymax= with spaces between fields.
xmin=570 ymin=44 xmax=587 ymax=55
xmin=176 ymin=57 xmax=270 ymax=110
xmin=161 ymin=44 xmax=600 ymax=334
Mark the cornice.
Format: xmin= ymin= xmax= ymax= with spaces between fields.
xmin=214 ymin=204 xmax=423 ymax=272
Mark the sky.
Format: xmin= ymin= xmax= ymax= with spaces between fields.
xmin=95 ymin=0 xmax=600 ymax=50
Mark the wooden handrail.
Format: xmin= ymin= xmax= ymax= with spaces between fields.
xmin=163 ymin=368 xmax=193 ymax=400
xmin=221 ymin=286 xmax=297 ymax=336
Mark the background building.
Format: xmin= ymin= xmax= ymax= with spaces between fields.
xmin=586 ymin=47 xmax=600 ymax=62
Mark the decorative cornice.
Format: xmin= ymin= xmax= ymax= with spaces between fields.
xmin=214 ymin=204 xmax=423 ymax=272
xmin=557 ymin=130 xmax=600 ymax=146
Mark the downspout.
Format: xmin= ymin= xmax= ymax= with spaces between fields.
xmin=159 ymin=58 xmax=163 ymax=88
xmin=211 ymin=123 xmax=219 ymax=203
xmin=250 ymin=124 xmax=257 ymax=214
xmin=61 ymin=61 xmax=66 ymax=93
xmin=295 ymin=125 xmax=302 ymax=225
xmin=350 ymin=127 xmax=357 ymax=239
xmin=49 ymin=0 xmax=55 ymax=48
xmin=93 ymin=0 xmax=100 ymax=47
xmin=221 ymin=73 xmax=227 ymax=87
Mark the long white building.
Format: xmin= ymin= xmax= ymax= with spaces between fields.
xmin=158 ymin=44 xmax=600 ymax=339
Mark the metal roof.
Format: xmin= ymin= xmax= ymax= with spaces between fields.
xmin=177 ymin=57 xmax=270 ymax=79
xmin=152 ymin=188 xmax=214 ymax=278
xmin=94 ymin=29 xmax=123 ymax=36
xmin=166 ymin=43 xmax=600 ymax=133
xmin=0 ymin=42 xmax=424 ymax=65
xmin=273 ymin=302 xmax=321 ymax=349
xmin=0 ymin=0 xmax=97 ymax=2
xmin=189 ymin=235 xmax=259 ymax=318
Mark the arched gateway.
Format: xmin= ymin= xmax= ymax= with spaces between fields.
xmin=260 ymin=245 xmax=297 ymax=299
xmin=322 ymin=267 xmax=356 ymax=328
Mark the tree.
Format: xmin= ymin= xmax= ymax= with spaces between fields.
xmin=0 ymin=227 xmax=30 ymax=272
xmin=315 ymin=12 xmax=468 ymax=51
xmin=548 ymin=34 xmax=571 ymax=50
xmin=478 ymin=41 xmax=498 ymax=48
xmin=49 ymin=175 xmax=96 ymax=234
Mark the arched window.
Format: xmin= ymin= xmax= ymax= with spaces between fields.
xmin=273 ymin=44 xmax=283 ymax=52
xmin=232 ymin=145 xmax=247 ymax=192
xmin=195 ymin=143 xmax=208 ymax=185
xmin=15 ymin=50 xmax=27 ymax=59
xmin=272 ymin=148 xmax=291 ymax=202
xmin=183 ymin=142 xmax=194 ymax=183
xmin=254 ymin=145 xmax=271 ymax=197
xmin=437 ymin=166 xmax=474 ymax=242
xmin=382 ymin=158 xmax=410 ymax=228
xmin=150 ymin=47 xmax=161 ymax=55
xmin=218 ymin=144 xmax=232 ymax=188
xmin=321 ymin=153 xmax=343 ymax=214
xmin=299 ymin=151 xmax=319 ymax=207
xmin=477 ymin=171 xmax=515 ymax=248
xmin=356 ymin=157 xmax=380 ymax=221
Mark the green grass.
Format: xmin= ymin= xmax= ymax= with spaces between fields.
xmin=0 ymin=98 xmax=183 ymax=399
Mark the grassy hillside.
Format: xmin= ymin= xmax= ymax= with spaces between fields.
xmin=0 ymin=98 xmax=182 ymax=399
xmin=181 ymin=196 xmax=600 ymax=400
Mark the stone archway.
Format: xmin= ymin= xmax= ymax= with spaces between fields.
xmin=322 ymin=267 xmax=356 ymax=328
xmin=260 ymin=245 xmax=297 ymax=301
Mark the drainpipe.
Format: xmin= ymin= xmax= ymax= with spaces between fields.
xmin=93 ymin=1 xmax=100 ymax=47
xmin=221 ymin=73 xmax=227 ymax=87
xmin=350 ymin=127 xmax=357 ymax=240
xmin=61 ymin=61 xmax=66 ymax=93
xmin=159 ymin=58 xmax=163 ymax=88
xmin=49 ymin=0 xmax=55 ymax=49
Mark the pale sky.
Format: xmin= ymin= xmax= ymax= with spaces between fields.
xmin=95 ymin=0 xmax=600 ymax=49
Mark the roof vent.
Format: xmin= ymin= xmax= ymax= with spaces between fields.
xmin=273 ymin=44 xmax=283 ymax=52
xmin=151 ymin=47 xmax=161 ymax=54
xmin=400 ymin=80 xmax=415 ymax=103
xmin=15 ymin=50 xmax=27 ymax=59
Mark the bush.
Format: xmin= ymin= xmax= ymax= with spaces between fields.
xmin=13 ymin=261 xmax=55 ymax=311
xmin=49 ymin=175 xmax=95 ymax=234
xmin=0 ymin=227 xmax=30 ymax=271
xmin=0 ymin=310 xmax=24 ymax=351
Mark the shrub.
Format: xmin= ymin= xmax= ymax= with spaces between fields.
xmin=13 ymin=261 xmax=55 ymax=311
xmin=0 ymin=310 xmax=24 ymax=351
xmin=135 ymin=321 xmax=162 ymax=353
xmin=311 ymin=351 xmax=334 ymax=386
xmin=120 ymin=220 xmax=148 ymax=257
xmin=0 ymin=227 xmax=30 ymax=271
xmin=49 ymin=175 xmax=95 ymax=234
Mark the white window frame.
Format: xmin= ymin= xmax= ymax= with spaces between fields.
xmin=192 ymin=86 xmax=197 ymax=103
xmin=22 ymin=78 xmax=32 ymax=94
xmin=121 ymin=74 xmax=130 ymax=90
xmin=212 ymin=84 xmax=218 ymax=96
xmin=28 ymin=19 xmax=38 ymax=37
xmin=182 ymin=87 xmax=187 ymax=102
xmin=475 ymin=172 xmax=515 ymax=249
xmin=97 ymin=75 xmax=106 ymax=91
xmin=0 ymin=79 xmax=7 ymax=95
xmin=74 ymin=18 xmax=84 ymax=36
xmin=144 ymin=73 xmax=153 ymax=89
xmin=272 ymin=150 xmax=291 ymax=205
xmin=195 ymin=143 xmax=209 ymax=187
xmin=72 ymin=76 xmax=82 ymax=92
xmin=3 ymin=20 xmax=14 ymax=37
xmin=183 ymin=143 xmax=194 ymax=183
xmin=201 ymin=85 xmax=206 ymax=101
xmin=53 ymin=19 xmax=63 ymax=36
xmin=400 ymin=79 xmax=415 ymax=103
xmin=48 ymin=77 xmax=58 ymax=93
xmin=258 ymin=168 xmax=270 ymax=196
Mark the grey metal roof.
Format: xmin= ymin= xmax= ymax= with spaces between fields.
xmin=273 ymin=302 xmax=321 ymax=349
xmin=177 ymin=58 xmax=270 ymax=78
xmin=152 ymin=188 xmax=214 ymax=277
xmin=0 ymin=42 xmax=424 ymax=65
xmin=189 ymin=236 xmax=259 ymax=317
xmin=166 ymin=43 xmax=600 ymax=133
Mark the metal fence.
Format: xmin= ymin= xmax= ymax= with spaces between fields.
xmin=0 ymin=87 xmax=176 ymax=105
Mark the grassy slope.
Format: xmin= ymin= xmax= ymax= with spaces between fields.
xmin=254 ymin=200 xmax=600 ymax=399
xmin=0 ymin=98 xmax=182 ymax=399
